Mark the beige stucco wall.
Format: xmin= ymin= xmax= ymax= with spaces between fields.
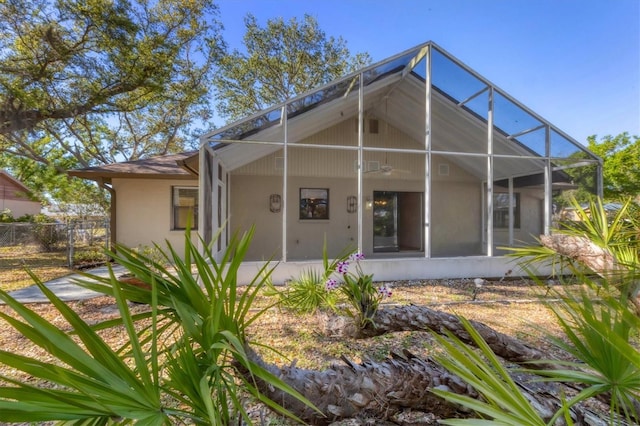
xmin=113 ymin=177 xmax=198 ymax=254
xmin=493 ymin=187 xmax=544 ymax=253
xmin=228 ymin=116 xmax=544 ymax=261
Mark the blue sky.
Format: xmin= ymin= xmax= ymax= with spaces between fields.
xmin=215 ymin=0 xmax=639 ymax=145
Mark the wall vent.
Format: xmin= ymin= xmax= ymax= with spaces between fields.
xmin=368 ymin=119 xmax=379 ymax=134
xmin=275 ymin=157 xmax=284 ymax=170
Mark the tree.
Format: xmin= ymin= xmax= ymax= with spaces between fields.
xmin=0 ymin=0 xmax=224 ymax=205
xmin=587 ymin=132 xmax=640 ymax=200
xmin=212 ymin=13 xmax=371 ymax=122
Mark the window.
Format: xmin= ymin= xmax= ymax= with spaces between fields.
xmin=493 ymin=193 xmax=520 ymax=228
xmin=172 ymin=187 xmax=198 ymax=230
xmin=299 ymin=188 xmax=329 ymax=220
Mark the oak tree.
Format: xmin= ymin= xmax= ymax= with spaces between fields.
xmin=0 ymin=0 xmax=223 ymax=205
xmin=212 ymin=13 xmax=371 ymax=122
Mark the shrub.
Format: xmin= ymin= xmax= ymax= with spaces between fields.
xmin=0 ymin=227 xmax=318 ymax=424
xmin=73 ymin=246 xmax=108 ymax=267
xmin=0 ymin=209 xmax=13 ymax=222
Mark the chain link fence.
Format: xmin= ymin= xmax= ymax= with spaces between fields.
xmin=0 ymin=219 xmax=110 ymax=268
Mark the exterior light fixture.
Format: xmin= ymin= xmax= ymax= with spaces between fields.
xmin=269 ymin=194 xmax=282 ymax=213
xmin=347 ymin=195 xmax=357 ymax=213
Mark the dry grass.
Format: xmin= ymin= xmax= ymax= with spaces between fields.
xmin=247 ymin=278 xmax=567 ymax=369
xmin=0 ymin=277 xmax=577 ymax=424
xmin=0 ymin=246 xmax=72 ymax=292
xmin=0 ymin=277 xmax=566 ymax=371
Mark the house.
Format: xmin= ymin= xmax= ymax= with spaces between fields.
xmin=69 ymin=41 xmax=602 ymax=283
xmin=0 ymin=170 xmax=41 ymax=217
xmin=68 ymin=152 xmax=199 ymax=252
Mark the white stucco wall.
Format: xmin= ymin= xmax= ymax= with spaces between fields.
xmin=113 ymin=177 xmax=198 ymax=254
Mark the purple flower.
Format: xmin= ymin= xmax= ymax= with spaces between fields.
xmin=325 ymin=278 xmax=338 ymax=291
xmin=378 ymin=285 xmax=393 ymax=298
xmin=349 ymin=252 xmax=365 ymax=261
xmin=337 ymin=261 xmax=350 ymax=274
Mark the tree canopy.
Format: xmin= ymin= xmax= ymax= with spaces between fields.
xmin=587 ymin=132 xmax=640 ymax=201
xmin=0 ymin=5 xmax=370 ymax=210
xmin=212 ymin=13 xmax=371 ymax=122
xmin=0 ymin=0 xmax=224 ymax=209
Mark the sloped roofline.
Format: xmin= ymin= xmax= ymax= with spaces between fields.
xmin=0 ymin=170 xmax=33 ymax=193
xmin=67 ymin=151 xmax=199 ymax=183
xmin=200 ymin=40 xmax=600 ymax=164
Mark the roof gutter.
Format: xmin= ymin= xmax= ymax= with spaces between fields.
xmin=97 ymin=178 xmax=116 ymax=255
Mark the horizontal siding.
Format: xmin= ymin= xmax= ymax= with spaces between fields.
xmin=234 ymin=119 xmax=425 ymax=179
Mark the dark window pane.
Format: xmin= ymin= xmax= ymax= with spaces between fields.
xmin=173 ymin=187 xmax=198 ymax=230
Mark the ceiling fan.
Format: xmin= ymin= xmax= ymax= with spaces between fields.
xmin=366 ymin=162 xmax=411 ymax=176
xmin=364 ymin=150 xmax=411 ymax=176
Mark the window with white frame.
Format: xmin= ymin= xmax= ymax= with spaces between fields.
xmin=172 ymin=187 xmax=198 ymax=230
xmin=493 ymin=193 xmax=520 ymax=229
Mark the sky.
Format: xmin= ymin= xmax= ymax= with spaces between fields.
xmin=214 ymin=0 xmax=639 ymax=145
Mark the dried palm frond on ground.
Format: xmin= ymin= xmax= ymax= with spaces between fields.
xmin=0 ymin=278 xmax=596 ymax=425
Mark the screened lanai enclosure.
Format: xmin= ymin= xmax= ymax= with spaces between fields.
xmin=198 ymin=41 xmax=601 ymax=278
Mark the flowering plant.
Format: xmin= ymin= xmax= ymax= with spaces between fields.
xmin=324 ymin=251 xmax=392 ymax=327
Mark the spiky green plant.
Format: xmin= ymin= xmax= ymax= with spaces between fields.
xmin=0 ymin=227 xmax=319 ymax=424
xmin=430 ymin=316 xmax=562 ymax=426
xmin=272 ymin=268 xmax=337 ymax=314
xmin=268 ymin=236 xmax=351 ymax=314
xmin=507 ymin=196 xmax=640 ymax=309
xmin=0 ymin=270 xmax=171 ymax=423
xmin=532 ymin=277 xmax=640 ymax=422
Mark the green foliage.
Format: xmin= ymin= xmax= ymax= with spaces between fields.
xmin=0 ymin=209 xmax=13 ymax=222
xmin=268 ymin=238 xmax=391 ymax=328
xmin=73 ymin=246 xmax=108 ymax=267
xmin=0 ymin=270 xmax=168 ymax=423
xmin=432 ymin=289 xmax=640 ymax=424
xmin=0 ymin=209 xmax=34 ymax=223
xmin=587 ymin=133 xmax=640 ymax=200
xmin=212 ymin=13 xmax=371 ymax=122
xmin=322 ymin=246 xmax=391 ymax=328
xmin=493 ymin=194 xmax=640 ymax=423
xmin=0 ymin=227 xmax=319 ymax=424
xmin=509 ymin=196 xmax=640 ymax=304
xmin=271 ymin=268 xmax=336 ymax=314
xmin=0 ymin=0 xmax=224 ymax=206
xmin=329 ymin=255 xmax=389 ymax=328
xmin=535 ymin=278 xmax=640 ymax=422
xmin=30 ymin=214 xmax=62 ymax=252
xmin=431 ymin=316 xmax=552 ymax=426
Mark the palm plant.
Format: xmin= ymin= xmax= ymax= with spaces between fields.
xmin=0 ymin=227 xmax=318 ymax=424
xmin=533 ymin=276 xmax=640 ymax=422
xmin=430 ymin=316 xmax=558 ymax=426
xmin=508 ymin=196 xmax=640 ymax=313
xmin=0 ymin=271 xmax=169 ymax=423
xmin=267 ymin=237 xmax=351 ymax=314
xmin=430 ymin=196 xmax=640 ymax=424
xmin=430 ymin=277 xmax=640 ymax=425
xmin=268 ymin=267 xmax=337 ymax=314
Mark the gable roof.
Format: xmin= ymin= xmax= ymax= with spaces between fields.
xmin=68 ymin=151 xmax=198 ymax=183
xmin=0 ymin=170 xmax=32 ymax=194
xmin=200 ymin=41 xmax=600 ymax=183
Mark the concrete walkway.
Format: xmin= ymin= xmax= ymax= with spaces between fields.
xmin=4 ymin=264 xmax=128 ymax=304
